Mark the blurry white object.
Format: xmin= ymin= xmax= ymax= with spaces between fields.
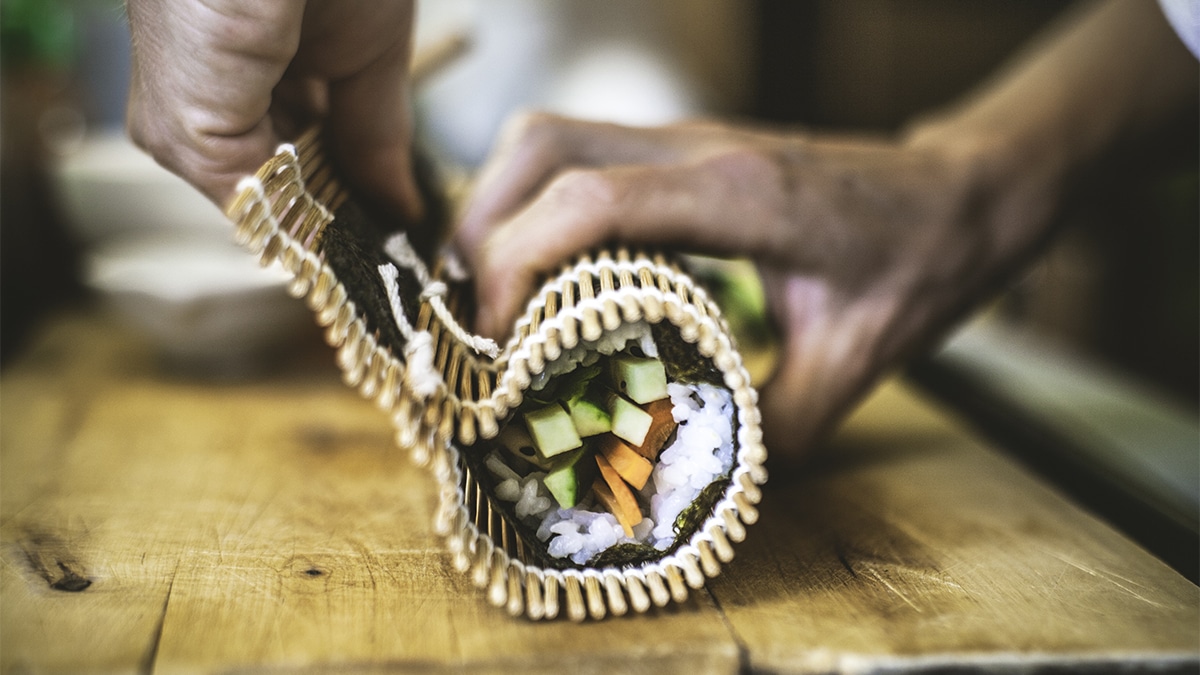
xmin=415 ymin=0 xmax=703 ymax=167
xmin=52 ymin=131 xmax=310 ymax=376
xmin=86 ymin=239 xmax=310 ymax=376
xmin=935 ymin=315 xmax=1199 ymax=534
xmin=53 ymin=130 xmax=229 ymax=244
xmin=547 ymin=43 xmax=700 ymax=126
xmin=1159 ymin=0 xmax=1200 ymax=59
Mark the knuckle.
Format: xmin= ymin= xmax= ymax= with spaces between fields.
xmin=125 ymin=105 xmax=239 ymax=203
xmin=548 ymin=168 xmax=621 ymax=209
xmin=203 ymin=3 xmax=299 ymax=62
xmin=500 ymin=110 xmax=570 ymax=161
xmin=501 ymin=109 xmax=557 ymax=147
xmin=699 ymin=146 xmax=795 ymax=252
xmin=703 ymin=146 xmax=788 ymax=186
xmin=710 ymin=146 xmax=791 ymax=205
xmin=674 ymin=117 xmax=726 ymax=136
xmin=125 ymin=108 xmax=172 ymax=162
xmin=124 ymin=109 xmax=150 ymax=151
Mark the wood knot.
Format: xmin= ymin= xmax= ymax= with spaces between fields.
xmin=50 ymin=562 xmax=92 ymax=592
xmin=16 ymin=532 xmax=93 ymax=593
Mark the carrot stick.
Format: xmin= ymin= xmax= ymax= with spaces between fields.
xmin=596 ymin=435 xmax=653 ymax=490
xmin=594 ymin=455 xmax=642 ymax=536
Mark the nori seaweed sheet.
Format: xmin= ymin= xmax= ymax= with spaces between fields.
xmin=651 ymin=322 xmax=724 ymax=387
xmin=318 ymin=147 xmax=447 ymax=358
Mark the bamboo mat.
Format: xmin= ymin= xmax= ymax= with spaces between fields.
xmin=2 ymin=310 xmax=1196 ymax=674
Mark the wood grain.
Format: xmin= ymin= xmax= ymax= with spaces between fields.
xmin=2 ymin=311 xmax=1195 ymax=674
xmin=715 ymin=388 xmax=1199 ymax=673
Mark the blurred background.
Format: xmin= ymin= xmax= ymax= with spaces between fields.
xmin=2 ymin=0 xmax=1195 ymax=402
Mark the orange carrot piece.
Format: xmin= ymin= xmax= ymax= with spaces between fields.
xmin=596 ymin=435 xmax=653 ymax=490
xmin=632 ymin=398 xmax=677 ymax=460
xmin=594 ymin=455 xmax=642 ymax=535
xmin=592 ymin=479 xmax=635 ymax=537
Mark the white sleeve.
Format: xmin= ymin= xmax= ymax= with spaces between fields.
xmin=1159 ymin=0 xmax=1200 ymax=59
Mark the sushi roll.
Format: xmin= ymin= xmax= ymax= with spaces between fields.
xmin=437 ymin=252 xmax=768 ymax=621
xmin=225 ymin=130 xmax=768 ymax=621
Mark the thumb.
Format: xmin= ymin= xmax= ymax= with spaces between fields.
xmin=326 ymin=38 xmax=423 ymax=221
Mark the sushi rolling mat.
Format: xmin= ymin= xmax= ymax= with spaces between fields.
xmin=2 ymin=310 xmax=1196 ymax=674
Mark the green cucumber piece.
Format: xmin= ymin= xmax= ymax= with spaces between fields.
xmin=612 ymin=355 xmax=669 ymax=404
xmin=566 ymin=394 xmax=612 ymax=437
xmin=524 ymin=404 xmax=583 ymax=459
xmin=607 ymin=392 xmax=654 ymax=447
xmin=544 ymin=450 xmax=586 ymax=508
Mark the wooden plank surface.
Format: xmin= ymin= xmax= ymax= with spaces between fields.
xmin=717 ymin=393 xmax=1199 ymax=673
xmin=2 ymin=310 xmax=1196 ymax=674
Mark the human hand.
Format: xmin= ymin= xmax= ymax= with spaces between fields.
xmin=125 ymin=0 xmax=421 ymax=218
xmin=452 ymin=112 xmax=1057 ymax=455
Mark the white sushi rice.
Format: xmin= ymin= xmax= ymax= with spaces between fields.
xmin=647 ymin=382 xmax=734 ymax=546
xmin=484 ymin=324 xmax=735 ymax=565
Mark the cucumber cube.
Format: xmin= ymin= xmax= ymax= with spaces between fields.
xmin=524 ymin=404 xmax=583 ymax=459
xmin=612 ymin=356 xmax=669 ymax=404
xmin=607 ymin=393 xmax=654 ymax=447
xmin=567 ymin=395 xmax=612 ymax=437
xmin=544 ymin=451 xmax=585 ymax=508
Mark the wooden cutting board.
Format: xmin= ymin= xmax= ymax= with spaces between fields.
xmin=2 ymin=310 xmax=1196 ymax=674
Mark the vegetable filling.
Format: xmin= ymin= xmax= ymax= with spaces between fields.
xmin=476 ymin=322 xmax=735 ymax=567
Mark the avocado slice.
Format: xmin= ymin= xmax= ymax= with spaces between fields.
xmin=607 ymin=392 xmax=654 ymax=447
xmin=611 ymin=355 xmax=669 ymax=404
xmin=524 ymin=403 xmax=583 ymax=459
